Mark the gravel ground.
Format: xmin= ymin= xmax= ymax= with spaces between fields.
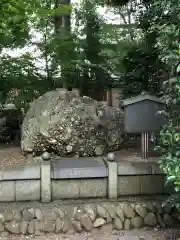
xmin=4 ymin=229 xmax=179 ymax=240
xmin=0 ymin=146 xmax=39 ymax=169
xmin=0 ymin=145 xmax=158 ymax=170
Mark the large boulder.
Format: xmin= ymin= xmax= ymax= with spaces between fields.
xmin=21 ymin=90 xmax=124 ymax=157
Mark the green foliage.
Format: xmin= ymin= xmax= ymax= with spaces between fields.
xmin=156 ymin=79 xmax=180 ymax=209
xmin=121 ymin=42 xmax=166 ymax=97
xmin=0 ymin=0 xmax=38 ymax=48
xmin=0 ymin=0 xmax=115 ymax=107
xmin=116 ymin=0 xmax=168 ymax=98
xmin=0 ymin=0 xmax=77 ymax=106
xmin=149 ymin=0 xmax=180 ymax=209
xmin=100 ymin=0 xmax=152 ymax=7
xmin=74 ymin=0 xmax=112 ymax=98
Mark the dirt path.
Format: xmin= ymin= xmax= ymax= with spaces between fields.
xmin=6 ymin=229 xmax=178 ymax=240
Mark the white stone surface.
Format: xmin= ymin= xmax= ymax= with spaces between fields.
xmin=104 ymin=159 xmax=117 ymax=199
xmin=41 ymin=162 xmax=51 ymax=202
xmin=0 ymin=181 xmax=15 ymax=201
xmin=15 ymin=180 xmax=40 ymax=201
xmin=52 ymin=179 xmax=107 ymax=199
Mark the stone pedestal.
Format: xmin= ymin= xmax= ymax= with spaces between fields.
xmin=40 ymin=161 xmax=51 ymax=202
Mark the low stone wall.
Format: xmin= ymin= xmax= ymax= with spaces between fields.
xmin=51 ymin=176 xmax=168 ymax=200
xmin=117 ymin=175 xmax=170 ymax=196
xmin=0 ymin=159 xmax=172 ymax=202
xmin=52 ymin=179 xmax=107 ymax=199
xmin=0 ymin=201 xmax=178 ymax=236
xmin=0 ymin=180 xmax=40 ymax=201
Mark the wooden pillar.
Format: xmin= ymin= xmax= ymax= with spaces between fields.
xmin=107 ymin=89 xmax=112 ymax=106
xmin=111 ymin=88 xmax=122 ymax=107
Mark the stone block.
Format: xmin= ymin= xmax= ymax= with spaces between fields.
xmin=104 ymin=159 xmax=117 ymax=198
xmin=52 ymin=179 xmax=107 ymax=199
xmin=52 ymin=180 xmax=80 ymax=199
xmin=0 ymin=181 xmax=15 ymax=201
xmin=79 ymin=179 xmax=107 ymax=198
xmin=52 ymin=157 xmax=107 ymax=179
xmin=0 ymin=164 xmax=40 ymax=180
xmin=140 ymin=175 xmax=164 ymax=195
xmin=117 ymin=162 xmax=152 ymax=175
xmin=117 ymin=176 xmax=141 ymax=196
xmin=15 ymin=180 xmax=40 ymax=201
xmin=40 ymin=161 xmax=51 ymax=202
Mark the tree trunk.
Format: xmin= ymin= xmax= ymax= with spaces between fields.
xmin=54 ymin=0 xmax=71 ymax=33
xmin=54 ymin=0 xmax=71 ymax=88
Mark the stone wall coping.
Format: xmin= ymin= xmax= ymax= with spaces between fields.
xmin=51 ymin=156 xmax=163 ymax=180
xmin=0 ymin=157 xmax=163 ymax=181
xmin=0 ymin=164 xmax=41 ymax=180
xmin=117 ymin=161 xmax=163 ymax=175
xmin=51 ymin=157 xmax=108 ymax=179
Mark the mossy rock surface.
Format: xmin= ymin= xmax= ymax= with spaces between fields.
xmin=21 ymin=90 xmax=124 ymax=157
